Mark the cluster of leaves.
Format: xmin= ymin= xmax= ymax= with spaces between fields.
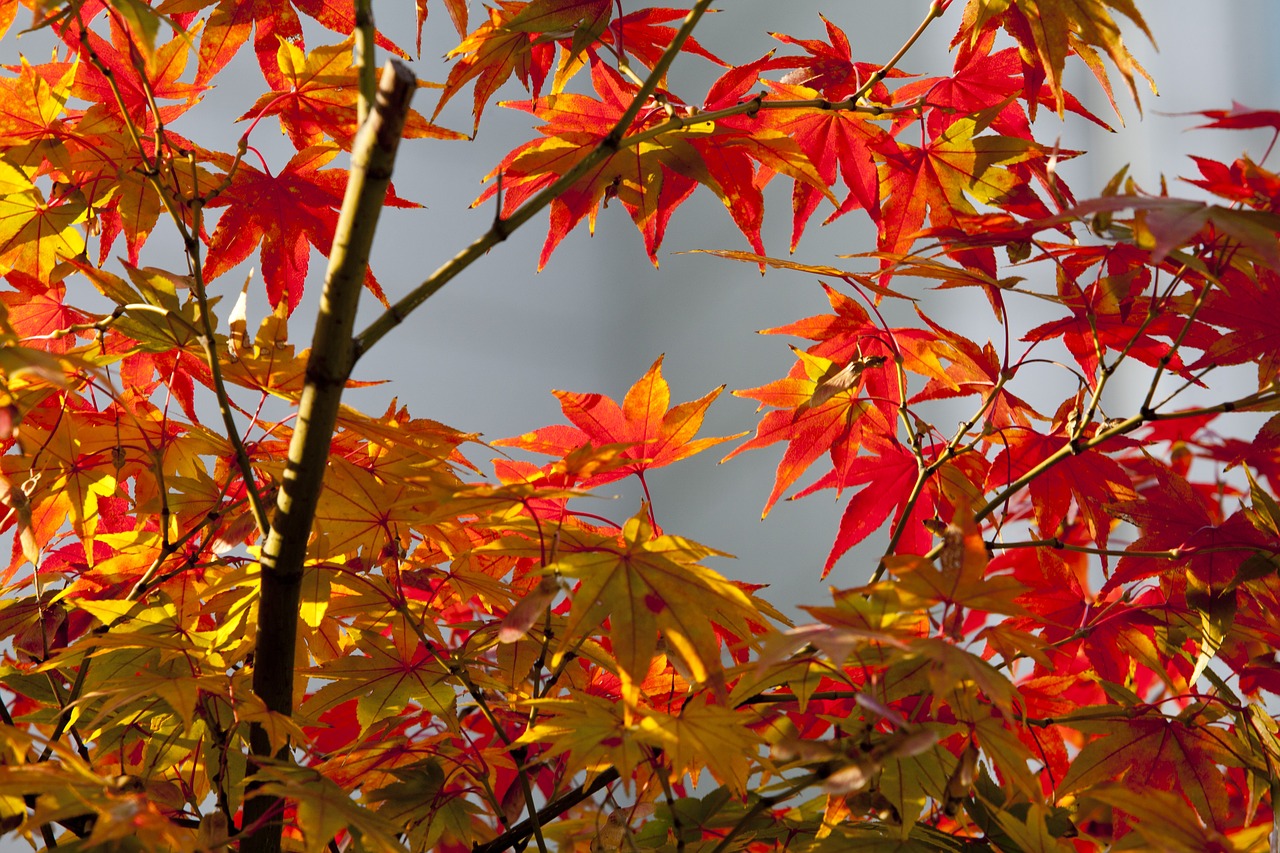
xmin=0 ymin=0 xmax=1279 ymax=851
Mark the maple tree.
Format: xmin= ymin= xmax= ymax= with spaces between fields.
xmin=2 ymin=0 xmax=1280 ymax=851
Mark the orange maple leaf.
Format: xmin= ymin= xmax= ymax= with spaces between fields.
xmin=495 ymin=355 xmax=740 ymax=487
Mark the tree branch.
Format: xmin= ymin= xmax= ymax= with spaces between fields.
xmin=241 ymin=59 xmax=417 ymax=853
xmin=354 ymin=0 xmax=376 ymax=128
xmin=471 ymin=769 xmax=620 ymax=853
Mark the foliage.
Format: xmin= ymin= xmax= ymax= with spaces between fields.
xmin=0 ymin=0 xmax=1278 ymax=851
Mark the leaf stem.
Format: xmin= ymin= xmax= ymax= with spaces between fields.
xmin=988 ymin=538 xmax=1183 ymax=559
xmin=871 ymin=377 xmax=1009 ymax=582
xmin=183 ymin=150 xmax=272 ymax=536
xmin=1141 ymin=263 xmax=1211 ymax=415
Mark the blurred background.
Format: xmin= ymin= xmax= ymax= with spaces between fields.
xmin=8 ymin=1 xmax=1280 ymax=618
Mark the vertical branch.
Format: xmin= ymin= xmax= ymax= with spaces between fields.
xmin=241 ymin=60 xmax=417 ymax=853
xmin=354 ymin=0 xmax=377 ymax=127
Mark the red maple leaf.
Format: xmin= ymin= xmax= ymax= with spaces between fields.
xmin=911 ymin=309 xmax=1042 ymax=429
xmin=202 ymin=144 xmax=417 ymax=312
xmin=892 ymin=28 xmax=1108 ymax=140
xmin=1185 ymin=155 xmax=1280 ymax=212
xmin=480 ymin=59 xmax=829 ymax=268
xmin=0 ymin=59 xmax=78 ymax=174
xmin=239 ymin=36 xmax=465 ymax=151
xmin=598 ymin=7 xmax=722 ymax=71
xmin=768 ymin=14 xmax=906 ymax=101
xmin=1188 ymin=266 xmax=1280 ymax=387
xmin=62 ymin=19 xmax=204 ymax=130
xmin=1060 ymin=711 xmax=1242 ymax=830
xmin=1103 ymin=469 xmax=1271 ymax=594
xmin=877 ymin=106 xmax=1042 ymax=265
xmin=1190 ymin=102 xmax=1280 ymax=134
xmin=757 ymin=80 xmax=895 ymax=250
xmin=985 ymin=399 xmax=1138 ymax=551
xmin=433 ymin=0 xmax=581 ymax=132
xmin=156 ymin=0 xmax=407 ymax=87
xmin=1023 ymin=251 xmax=1190 ymax=388
xmin=801 ymin=437 xmax=935 ymax=573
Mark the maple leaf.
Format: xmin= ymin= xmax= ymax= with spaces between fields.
xmin=1190 ymin=102 xmax=1280 ymax=134
xmin=302 ymin=630 xmax=457 ymax=733
xmin=0 ymin=271 xmax=90 ymax=357
xmin=877 ymin=107 xmax=1042 ymax=263
xmin=550 ymin=509 xmax=774 ymax=704
xmin=0 ymin=160 xmax=86 ymax=280
xmin=986 ymin=398 xmax=1137 ymax=551
xmin=1023 ymin=261 xmax=1190 ymax=388
xmin=1188 ymin=266 xmax=1280 ymax=388
xmin=218 ymin=300 xmax=310 ymax=397
xmin=61 ymin=18 xmax=204 ymax=130
xmin=1058 ymin=710 xmax=1242 ymax=830
xmin=157 ymin=0 xmax=408 ymax=88
xmin=798 ymin=437 xmax=941 ymax=573
xmin=757 ymin=80 xmax=895 ymax=249
xmin=634 ymin=696 xmax=762 ymax=794
xmin=1103 ymin=468 xmax=1271 ymax=594
xmin=956 ymin=0 xmax=1154 ymax=117
xmin=494 ymin=355 xmax=739 ymax=487
xmin=596 ymin=7 xmax=722 ymax=73
xmin=0 ymin=1 xmax=14 ymax=42
xmin=724 ymin=345 xmax=889 ymax=521
xmin=725 ymin=283 xmax=964 ymax=546
xmin=516 ymin=692 xmax=645 ymax=778
xmin=911 ymin=309 xmax=1042 ymax=429
xmin=894 ymin=27 xmax=1109 ymax=139
xmin=433 ymin=0 xmax=561 ymax=133
xmin=309 ymin=456 xmax=435 ymax=563
xmin=1187 ymin=156 xmax=1280 ymax=235
xmin=479 ymin=59 xmax=830 ymax=267
xmin=202 ymin=143 xmax=417 ymax=312
xmin=769 ymin=14 xmax=906 ymax=101
xmin=0 ymin=409 xmax=121 ymax=563
xmin=252 ymin=765 xmax=407 ymax=853
xmin=240 ymin=37 xmax=465 ymax=151
xmin=49 ymin=94 xmax=213 ymax=265
xmin=0 ymin=59 xmax=77 ymax=173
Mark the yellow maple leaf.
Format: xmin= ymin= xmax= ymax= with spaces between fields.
xmin=550 ymin=507 xmax=780 ymax=706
